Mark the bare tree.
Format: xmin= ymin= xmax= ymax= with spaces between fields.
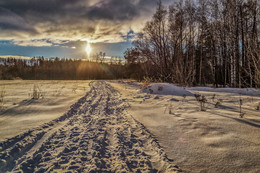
xmin=127 ymin=0 xmax=259 ymax=87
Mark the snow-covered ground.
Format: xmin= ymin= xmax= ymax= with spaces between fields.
xmin=0 ymin=81 xmax=180 ymax=172
xmin=110 ymin=81 xmax=260 ymax=173
xmin=0 ymin=80 xmax=259 ymax=172
xmin=0 ymin=80 xmax=91 ymax=141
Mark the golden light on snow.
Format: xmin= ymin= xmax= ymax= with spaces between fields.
xmin=85 ymin=42 xmax=92 ymax=57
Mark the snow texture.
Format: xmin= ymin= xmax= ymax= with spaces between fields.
xmin=0 ymin=81 xmax=180 ymax=172
xmin=188 ymin=87 xmax=260 ymax=97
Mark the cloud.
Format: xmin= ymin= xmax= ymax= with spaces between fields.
xmin=0 ymin=55 xmax=32 ymax=60
xmin=121 ymin=29 xmax=136 ymax=42
xmin=0 ymin=0 xmax=172 ymax=46
xmin=0 ymin=7 xmax=38 ymax=37
xmin=84 ymin=0 xmax=139 ymax=21
xmin=11 ymin=39 xmax=53 ymax=47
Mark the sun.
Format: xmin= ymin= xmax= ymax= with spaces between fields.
xmin=85 ymin=42 xmax=92 ymax=57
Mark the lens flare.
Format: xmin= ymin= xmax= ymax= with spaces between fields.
xmin=85 ymin=42 xmax=92 ymax=57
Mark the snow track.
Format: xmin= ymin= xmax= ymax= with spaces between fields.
xmin=0 ymin=81 xmax=180 ymax=172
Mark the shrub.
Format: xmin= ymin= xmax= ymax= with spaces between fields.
xmin=31 ymin=84 xmax=44 ymax=100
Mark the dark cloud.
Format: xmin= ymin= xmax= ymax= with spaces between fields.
xmin=0 ymin=0 xmax=89 ymax=25
xmin=0 ymin=0 xmax=173 ymax=45
xmin=84 ymin=0 xmax=139 ymax=21
xmin=0 ymin=0 xmax=160 ymax=21
xmin=0 ymin=7 xmax=38 ymax=35
xmin=83 ymin=0 xmax=170 ymax=21
xmin=0 ymin=0 xmax=85 ymax=16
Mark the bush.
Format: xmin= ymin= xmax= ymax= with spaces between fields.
xmin=30 ymin=84 xmax=44 ymax=100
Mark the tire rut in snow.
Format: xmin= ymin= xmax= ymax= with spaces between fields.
xmin=0 ymin=81 xmax=181 ymax=172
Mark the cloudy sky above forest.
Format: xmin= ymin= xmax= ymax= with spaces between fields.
xmin=0 ymin=0 xmax=171 ymax=59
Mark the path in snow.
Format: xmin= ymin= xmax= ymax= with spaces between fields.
xmin=0 ymin=81 xmax=180 ymax=172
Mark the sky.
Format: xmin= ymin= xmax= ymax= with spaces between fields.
xmin=0 ymin=0 xmax=171 ymax=59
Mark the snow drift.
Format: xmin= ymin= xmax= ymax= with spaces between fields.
xmin=188 ymin=87 xmax=260 ymax=97
xmin=142 ymin=83 xmax=193 ymax=96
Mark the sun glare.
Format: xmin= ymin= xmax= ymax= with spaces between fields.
xmin=85 ymin=42 xmax=92 ymax=57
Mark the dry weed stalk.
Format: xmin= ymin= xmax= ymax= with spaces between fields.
xmin=215 ymin=98 xmax=223 ymax=108
xmin=199 ymin=96 xmax=207 ymax=111
xmin=31 ymin=84 xmax=44 ymax=100
xmin=256 ymin=102 xmax=260 ymax=110
xmin=212 ymin=94 xmax=216 ymax=101
xmin=0 ymin=86 xmax=6 ymax=110
xmin=239 ymin=94 xmax=245 ymax=118
xmin=194 ymin=94 xmax=207 ymax=111
xmin=141 ymin=77 xmax=152 ymax=89
xmin=194 ymin=93 xmax=201 ymax=101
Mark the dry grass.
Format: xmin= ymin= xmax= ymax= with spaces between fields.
xmin=0 ymin=86 xmax=5 ymax=110
xmin=30 ymin=84 xmax=44 ymax=100
xmin=194 ymin=94 xmax=207 ymax=111
xmin=256 ymin=102 xmax=260 ymax=110
xmin=141 ymin=77 xmax=152 ymax=89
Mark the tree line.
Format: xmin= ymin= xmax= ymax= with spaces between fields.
xmin=0 ymin=57 xmax=127 ymax=80
xmin=124 ymin=0 xmax=259 ymax=87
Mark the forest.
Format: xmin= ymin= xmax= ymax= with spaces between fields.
xmin=125 ymin=0 xmax=259 ymax=88
xmin=0 ymin=57 xmax=130 ymax=80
